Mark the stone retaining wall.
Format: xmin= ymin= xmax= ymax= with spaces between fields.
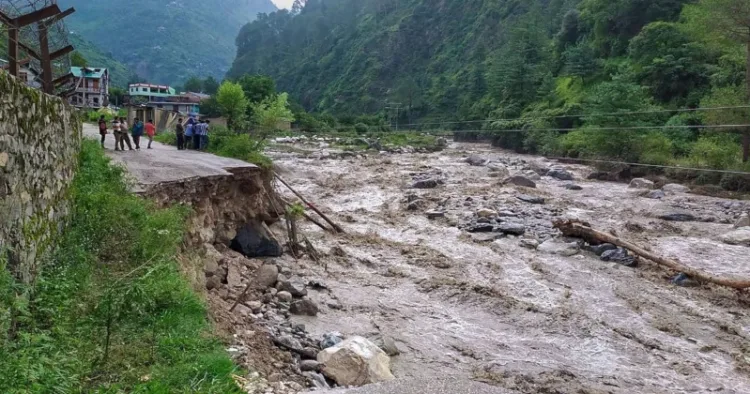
xmin=0 ymin=71 xmax=82 ymax=283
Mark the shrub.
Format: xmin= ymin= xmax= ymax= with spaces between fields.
xmin=354 ymin=123 xmax=369 ymax=134
xmin=639 ymin=132 xmax=674 ymax=165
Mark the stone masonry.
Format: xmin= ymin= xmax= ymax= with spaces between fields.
xmin=0 ymin=71 xmax=82 ymax=283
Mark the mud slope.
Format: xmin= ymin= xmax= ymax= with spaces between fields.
xmin=268 ymin=140 xmax=750 ymax=394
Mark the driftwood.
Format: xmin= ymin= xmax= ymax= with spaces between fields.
xmin=553 ymin=219 xmax=750 ymax=289
xmin=229 ymin=283 xmax=253 ymax=312
xmin=281 ymin=197 xmax=333 ymax=233
xmin=275 ymin=173 xmax=345 ymax=234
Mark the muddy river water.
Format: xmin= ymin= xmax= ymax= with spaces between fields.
xmin=266 ymin=140 xmax=750 ymax=393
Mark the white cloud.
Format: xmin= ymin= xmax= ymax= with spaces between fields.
xmin=271 ymin=0 xmax=295 ymax=9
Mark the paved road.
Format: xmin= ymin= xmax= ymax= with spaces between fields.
xmin=321 ymin=378 xmax=514 ymax=394
xmin=82 ymin=123 xmax=257 ymax=189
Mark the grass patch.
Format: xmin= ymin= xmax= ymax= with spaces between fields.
xmin=0 ymin=140 xmax=243 ymax=393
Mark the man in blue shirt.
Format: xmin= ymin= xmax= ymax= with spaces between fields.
xmin=184 ymin=117 xmax=195 ymax=150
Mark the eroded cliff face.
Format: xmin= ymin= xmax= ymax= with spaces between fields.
xmin=140 ymin=166 xmax=280 ymax=248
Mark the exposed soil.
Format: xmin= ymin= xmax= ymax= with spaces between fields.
xmin=259 ymin=139 xmax=750 ymax=393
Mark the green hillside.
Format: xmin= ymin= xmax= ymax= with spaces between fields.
xmin=59 ymin=0 xmax=277 ymax=86
xmin=67 ymin=34 xmax=137 ymax=88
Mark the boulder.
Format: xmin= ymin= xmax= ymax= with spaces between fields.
xmin=465 ymin=223 xmax=495 ymax=233
xmin=206 ymin=275 xmax=222 ymax=290
xmin=411 ymin=179 xmax=440 ymax=189
xmin=564 ymin=183 xmax=583 ymax=191
xmin=496 ymin=223 xmax=526 ymax=236
xmin=600 ymin=248 xmax=637 ymax=267
xmin=320 ymin=332 xmax=344 ymax=349
xmin=275 ymin=335 xmax=303 ymax=351
xmin=658 ymin=212 xmax=697 ymax=222
xmin=290 ymin=298 xmax=320 ymax=316
xmin=504 ymin=175 xmax=537 ymax=188
xmin=277 ymin=291 xmax=293 ymax=303
xmin=588 ymin=243 xmax=617 ymax=256
xmin=629 ymin=178 xmax=655 ymax=189
xmin=379 ymin=336 xmax=401 ymax=357
xmin=426 ymin=210 xmax=446 ymax=220
xmin=663 ymin=183 xmax=690 ymax=193
xmin=466 ymin=154 xmax=489 ymax=166
xmin=300 ymin=360 xmax=322 ymax=372
xmin=256 ymin=264 xmax=279 ymax=288
xmin=547 ymin=168 xmax=574 ymax=181
xmin=487 ymin=163 xmax=510 ymax=178
xmin=226 ymin=263 xmax=243 ymax=288
xmin=672 ymin=273 xmax=700 ymax=288
xmin=538 ymin=239 xmax=580 ymax=256
xmin=645 ymin=190 xmax=666 ymax=200
xmin=520 ymin=238 xmax=539 ymax=249
xmin=720 ymin=228 xmax=750 ymax=246
xmin=277 ymin=276 xmax=308 ymax=297
xmin=317 ymin=336 xmax=395 ymax=387
xmin=735 ymin=213 xmax=750 ymax=228
xmin=516 ymin=194 xmax=545 ymax=204
xmin=231 ymin=221 xmax=282 ymax=258
xmin=476 ymin=208 xmax=498 ymax=218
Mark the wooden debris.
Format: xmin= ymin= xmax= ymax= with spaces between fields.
xmin=275 ymin=173 xmax=345 ymax=234
xmin=553 ymin=219 xmax=750 ymax=289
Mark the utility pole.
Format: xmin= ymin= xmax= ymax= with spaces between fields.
xmin=384 ymin=102 xmax=402 ymax=131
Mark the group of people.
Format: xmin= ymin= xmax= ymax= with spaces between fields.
xmin=98 ymin=116 xmax=156 ymax=151
xmin=176 ymin=117 xmax=210 ymax=151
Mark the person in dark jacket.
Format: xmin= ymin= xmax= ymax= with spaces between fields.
xmin=176 ymin=118 xmax=185 ymax=150
xmin=98 ymin=115 xmax=108 ymax=148
xmin=131 ymin=118 xmax=144 ymax=150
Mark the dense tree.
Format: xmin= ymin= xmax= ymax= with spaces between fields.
xmin=238 ymin=74 xmax=276 ymax=103
xmin=109 ymin=87 xmax=126 ymax=107
xmin=629 ymin=22 xmax=713 ymax=104
xmin=202 ymin=77 xmax=220 ymax=95
xmin=184 ymin=76 xmax=203 ymax=93
xmin=216 ymin=81 xmax=249 ymax=130
xmin=71 ymin=51 xmax=88 ymax=68
xmin=251 ymin=92 xmax=295 ymax=133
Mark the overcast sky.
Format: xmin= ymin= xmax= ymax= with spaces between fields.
xmin=271 ymin=0 xmax=294 ymax=9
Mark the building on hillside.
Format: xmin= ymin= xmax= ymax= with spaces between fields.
xmin=68 ymin=67 xmax=110 ymax=109
xmin=0 ymin=58 xmax=43 ymax=89
xmin=126 ymin=83 xmax=202 ymax=114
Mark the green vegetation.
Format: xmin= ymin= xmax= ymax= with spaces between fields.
xmin=155 ymin=126 xmax=273 ymax=168
xmin=0 ymin=141 xmax=243 ymax=392
xmin=230 ymin=0 xmax=750 ymax=188
xmin=58 ymin=0 xmax=277 ymax=86
xmin=216 ymin=81 xmax=250 ymax=130
xmin=67 ymin=34 xmax=138 ymax=88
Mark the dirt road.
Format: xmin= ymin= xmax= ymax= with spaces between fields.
xmin=267 ymin=139 xmax=750 ymax=393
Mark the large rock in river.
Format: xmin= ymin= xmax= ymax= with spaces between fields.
xmin=318 ymin=336 xmax=395 ymax=387
xmin=720 ymin=228 xmax=750 ymax=246
xmin=231 ymin=221 xmax=282 ymax=257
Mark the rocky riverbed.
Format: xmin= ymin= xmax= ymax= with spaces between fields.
xmin=207 ymin=139 xmax=750 ymax=393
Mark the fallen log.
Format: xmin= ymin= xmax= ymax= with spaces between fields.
xmin=275 ymin=173 xmax=345 ymax=234
xmin=553 ymin=219 xmax=750 ymax=289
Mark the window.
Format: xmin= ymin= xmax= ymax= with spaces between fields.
xmin=93 ymin=97 xmax=99 ymax=104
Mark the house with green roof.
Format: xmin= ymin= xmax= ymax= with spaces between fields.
xmin=69 ymin=66 xmax=109 ymax=109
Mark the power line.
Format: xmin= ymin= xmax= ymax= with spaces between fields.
xmin=547 ymin=156 xmax=750 ymax=176
xmin=399 ymin=105 xmax=750 ymax=128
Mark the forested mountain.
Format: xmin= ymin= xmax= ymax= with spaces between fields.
xmin=59 ymin=0 xmax=277 ymax=86
xmin=229 ymin=0 xmax=737 ymax=123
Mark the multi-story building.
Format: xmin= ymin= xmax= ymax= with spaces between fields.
xmin=0 ymin=58 xmax=43 ymax=89
xmin=127 ymin=83 xmax=201 ymax=114
xmin=69 ymin=66 xmax=109 ymax=108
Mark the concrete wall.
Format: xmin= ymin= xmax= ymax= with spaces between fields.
xmin=0 ymin=71 xmax=82 ymax=283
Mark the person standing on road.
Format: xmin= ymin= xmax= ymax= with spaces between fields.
xmin=112 ymin=117 xmax=122 ymax=151
xmin=98 ymin=115 xmax=108 ymax=148
xmin=131 ymin=118 xmax=144 ymax=150
xmin=119 ymin=117 xmax=134 ymax=151
xmin=184 ymin=117 xmax=195 ymax=150
xmin=145 ymin=119 xmax=156 ymax=149
xmin=193 ymin=119 xmax=203 ymax=150
xmin=175 ymin=117 xmax=185 ymax=150
xmin=200 ymin=119 xmax=210 ymax=150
